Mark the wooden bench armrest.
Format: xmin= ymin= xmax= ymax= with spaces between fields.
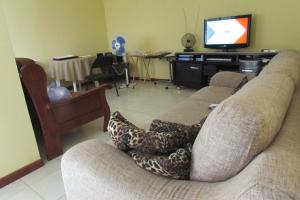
xmin=47 ymin=84 xmax=112 ymax=132
xmin=49 ymin=84 xmax=112 ymax=109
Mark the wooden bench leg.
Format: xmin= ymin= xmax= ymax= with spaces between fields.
xmin=98 ymin=88 xmax=111 ymax=132
xmin=43 ymin=131 xmax=63 ymax=160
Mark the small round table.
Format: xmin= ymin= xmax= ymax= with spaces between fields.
xmin=49 ymin=56 xmax=96 ymax=91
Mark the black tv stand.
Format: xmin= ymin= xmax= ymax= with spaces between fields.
xmin=211 ymin=48 xmax=240 ymax=52
xmin=173 ymin=51 xmax=278 ymax=89
xmin=221 ymin=49 xmax=239 ymax=52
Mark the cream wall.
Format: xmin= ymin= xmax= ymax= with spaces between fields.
xmin=1 ymin=0 xmax=108 ymax=70
xmin=0 ymin=6 xmax=40 ymax=178
xmin=0 ymin=0 xmax=109 ymax=178
xmin=103 ymin=0 xmax=300 ymax=79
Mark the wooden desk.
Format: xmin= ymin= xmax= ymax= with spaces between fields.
xmin=127 ymin=53 xmax=146 ymax=82
xmin=128 ymin=52 xmax=171 ymax=82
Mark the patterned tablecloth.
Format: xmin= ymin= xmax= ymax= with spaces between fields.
xmin=49 ymin=56 xmax=96 ymax=81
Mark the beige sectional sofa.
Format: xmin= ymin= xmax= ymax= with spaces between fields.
xmin=61 ymin=50 xmax=300 ymax=200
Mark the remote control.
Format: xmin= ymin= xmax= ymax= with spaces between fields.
xmin=209 ymin=104 xmax=219 ymax=110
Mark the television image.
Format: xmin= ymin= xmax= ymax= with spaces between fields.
xmin=204 ymin=14 xmax=252 ymax=50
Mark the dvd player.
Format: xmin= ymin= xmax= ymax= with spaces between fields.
xmin=206 ymin=58 xmax=233 ymax=62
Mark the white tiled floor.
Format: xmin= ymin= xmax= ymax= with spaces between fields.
xmin=0 ymin=81 xmax=195 ymax=200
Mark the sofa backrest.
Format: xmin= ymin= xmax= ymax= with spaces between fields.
xmin=260 ymin=50 xmax=300 ymax=86
xmin=190 ymin=50 xmax=300 ymax=182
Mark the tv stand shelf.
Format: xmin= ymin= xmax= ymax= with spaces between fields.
xmin=173 ymin=51 xmax=277 ymax=89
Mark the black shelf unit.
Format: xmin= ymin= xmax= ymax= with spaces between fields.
xmin=173 ymin=51 xmax=277 ymax=89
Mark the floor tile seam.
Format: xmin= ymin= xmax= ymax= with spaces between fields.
xmin=21 ymin=179 xmax=46 ymax=200
xmin=21 ymin=167 xmax=62 ymax=187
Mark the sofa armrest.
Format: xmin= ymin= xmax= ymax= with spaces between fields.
xmin=238 ymin=184 xmax=294 ymax=200
xmin=61 ymin=140 xmax=208 ymax=200
xmin=64 ymin=139 xmax=292 ymax=200
xmin=209 ymin=71 xmax=248 ymax=89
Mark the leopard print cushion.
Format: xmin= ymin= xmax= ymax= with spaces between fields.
xmin=107 ymin=111 xmax=142 ymax=151
xmin=107 ymin=111 xmax=207 ymax=180
xmin=150 ymin=118 xmax=207 ymax=145
xmin=128 ymin=148 xmax=191 ymax=180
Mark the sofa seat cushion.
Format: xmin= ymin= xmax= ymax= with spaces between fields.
xmin=190 ymin=86 xmax=234 ymax=103
xmin=191 ymin=74 xmax=295 ymax=182
xmin=155 ymin=100 xmax=211 ymax=126
xmin=155 ymin=86 xmax=233 ymax=126
xmin=209 ymin=71 xmax=248 ymax=90
xmin=261 ymin=50 xmax=300 ymax=86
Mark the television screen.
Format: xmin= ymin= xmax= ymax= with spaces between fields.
xmin=204 ymin=14 xmax=252 ymax=49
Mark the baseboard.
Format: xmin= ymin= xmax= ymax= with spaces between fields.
xmin=0 ymin=159 xmax=44 ymax=188
xmin=129 ymin=76 xmax=169 ymax=82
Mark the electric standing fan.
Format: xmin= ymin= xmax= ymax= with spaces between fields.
xmin=181 ymin=33 xmax=196 ymax=52
xmin=112 ymin=36 xmax=127 ymax=62
xmin=111 ymin=36 xmax=135 ymax=88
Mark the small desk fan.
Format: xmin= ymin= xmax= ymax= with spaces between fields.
xmin=181 ymin=33 xmax=196 ymax=52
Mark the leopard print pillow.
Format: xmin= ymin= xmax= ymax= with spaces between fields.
xmin=108 ymin=112 xmax=206 ymax=154
xmin=149 ymin=118 xmax=207 ymax=145
xmin=108 ymin=112 xmax=174 ymax=153
xmin=128 ymin=148 xmax=191 ymax=180
xmin=107 ymin=111 xmax=207 ymax=180
xmin=107 ymin=111 xmax=142 ymax=151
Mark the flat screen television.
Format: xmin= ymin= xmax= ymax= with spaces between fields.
xmin=204 ymin=14 xmax=252 ymax=50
